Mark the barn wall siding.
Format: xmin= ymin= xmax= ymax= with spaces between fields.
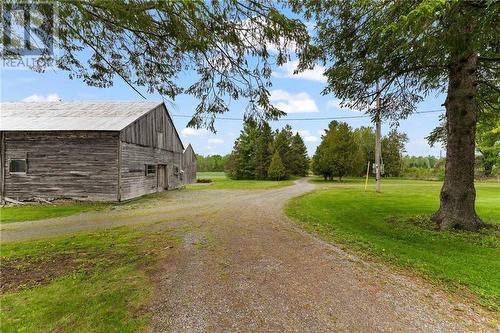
xmin=2 ymin=131 xmax=119 ymax=201
xmin=182 ymin=146 xmax=197 ymax=184
xmin=119 ymin=142 xmax=183 ymax=200
xmin=120 ymin=105 xmax=183 ymax=152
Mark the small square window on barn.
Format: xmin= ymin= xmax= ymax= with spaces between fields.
xmin=174 ymin=166 xmax=179 ymax=175
xmin=9 ymin=159 xmax=27 ymax=174
xmin=145 ymin=164 xmax=156 ymax=176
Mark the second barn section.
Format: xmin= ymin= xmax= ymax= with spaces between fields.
xmin=0 ymin=101 xmax=196 ymax=202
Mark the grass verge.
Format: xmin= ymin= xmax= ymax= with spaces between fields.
xmin=187 ymin=171 xmax=295 ymax=190
xmin=0 ymin=227 xmax=179 ymax=332
xmin=0 ymin=191 xmax=173 ymax=224
xmin=286 ymin=178 xmax=500 ymax=311
xmin=0 ymin=203 xmax=109 ymax=224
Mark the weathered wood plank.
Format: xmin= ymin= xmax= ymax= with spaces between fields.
xmin=3 ymin=131 xmax=119 ymax=201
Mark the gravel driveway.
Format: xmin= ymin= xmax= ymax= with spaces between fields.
xmin=2 ymin=179 xmax=497 ymax=332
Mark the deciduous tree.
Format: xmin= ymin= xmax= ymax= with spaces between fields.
xmin=293 ymin=1 xmax=499 ymax=230
xmin=382 ymin=129 xmax=408 ymax=177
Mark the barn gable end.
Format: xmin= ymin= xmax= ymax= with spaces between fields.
xmin=118 ymin=104 xmax=186 ymax=200
xmin=182 ymin=144 xmax=197 ymax=184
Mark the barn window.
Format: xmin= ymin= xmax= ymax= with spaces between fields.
xmin=145 ymin=164 xmax=156 ymax=176
xmin=174 ymin=166 xmax=179 ymax=176
xmin=9 ymin=159 xmax=27 ymax=174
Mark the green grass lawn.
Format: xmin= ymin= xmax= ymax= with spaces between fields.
xmin=286 ymin=178 xmax=500 ymax=311
xmin=0 ymin=227 xmax=179 ymax=332
xmin=0 ymin=191 xmax=172 ymax=224
xmin=0 ymin=202 xmax=109 ymax=224
xmin=187 ymin=171 xmax=295 ymax=190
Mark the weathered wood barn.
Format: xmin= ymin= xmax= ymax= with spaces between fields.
xmin=0 ymin=101 xmax=197 ymax=202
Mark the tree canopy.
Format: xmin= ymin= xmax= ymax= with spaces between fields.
xmin=292 ymin=0 xmax=499 ymax=121
xmin=312 ymin=121 xmax=360 ymax=181
xmin=292 ymin=0 xmax=499 ymax=230
xmin=382 ymin=129 xmax=409 ymax=177
xmin=3 ymin=1 xmax=309 ymax=130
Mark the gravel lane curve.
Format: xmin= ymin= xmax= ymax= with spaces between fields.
xmin=147 ymin=178 xmax=497 ymax=333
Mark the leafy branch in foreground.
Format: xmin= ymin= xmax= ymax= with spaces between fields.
xmin=2 ymin=0 xmax=309 ymax=131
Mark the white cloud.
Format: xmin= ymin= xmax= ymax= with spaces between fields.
xmin=270 ymin=89 xmax=318 ymax=114
xmin=22 ymin=93 xmax=61 ymax=102
xmin=317 ymin=129 xmax=326 ymax=136
xmin=181 ymin=127 xmax=209 ymax=137
xmin=274 ymin=60 xmax=327 ymax=83
xmin=303 ymin=136 xmax=319 ymax=143
xmin=208 ymin=138 xmax=224 ymax=144
xmin=297 ymin=129 xmax=319 ymax=143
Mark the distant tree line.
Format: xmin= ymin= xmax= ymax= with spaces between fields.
xmin=197 ymin=119 xmax=496 ymax=181
xmin=226 ymin=120 xmax=309 ymax=180
xmin=196 ymin=154 xmax=229 ymax=172
xmin=312 ymin=121 xmax=409 ymax=180
xmin=428 ymin=106 xmax=499 ymax=178
xmin=402 ymin=156 xmax=445 ymax=180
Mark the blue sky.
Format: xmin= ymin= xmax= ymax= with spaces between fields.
xmin=1 ymin=58 xmax=445 ymax=158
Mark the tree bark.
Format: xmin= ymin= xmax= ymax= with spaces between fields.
xmin=432 ymin=52 xmax=484 ymax=231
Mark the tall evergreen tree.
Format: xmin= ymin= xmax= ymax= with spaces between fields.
xmin=252 ymin=122 xmax=274 ymax=180
xmin=226 ymin=120 xmax=260 ymax=180
xmin=312 ymin=121 xmax=359 ymax=181
xmin=272 ymin=125 xmax=294 ymax=177
xmin=353 ymin=127 xmax=376 ymax=176
xmin=290 ymin=133 xmax=309 ymax=176
xmin=268 ymin=151 xmax=287 ymax=181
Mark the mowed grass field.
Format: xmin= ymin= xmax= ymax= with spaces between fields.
xmin=286 ymin=178 xmax=500 ymax=311
xmin=0 ymin=191 xmax=170 ymax=224
xmin=0 ymin=202 xmax=109 ymax=224
xmin=0 ymin=227 xmax=180 ymax=332
xmin=187 ymin=171 xmax=295 ymax=190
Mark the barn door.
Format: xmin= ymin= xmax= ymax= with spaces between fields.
xmin=157 ymin=165 xmax=168 ymax=191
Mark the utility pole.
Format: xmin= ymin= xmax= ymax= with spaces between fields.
xmin=375 ymin=82 xmax=382 ymax=193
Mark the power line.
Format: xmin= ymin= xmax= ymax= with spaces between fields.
xmin=170 ymin=109 xmax=444 ymax=122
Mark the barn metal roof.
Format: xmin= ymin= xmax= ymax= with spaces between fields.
xmin=0 ymin=101 xmax=164 ymax=131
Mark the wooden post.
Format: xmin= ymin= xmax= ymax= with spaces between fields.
xmin=364 ymin=161 xmax=370 ymax=190
xmin=375 ymin=82 xmax=382 ymax=193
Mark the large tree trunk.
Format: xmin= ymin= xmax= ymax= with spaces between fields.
xmin=432 ymin=52 xmax=484 ymax=231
